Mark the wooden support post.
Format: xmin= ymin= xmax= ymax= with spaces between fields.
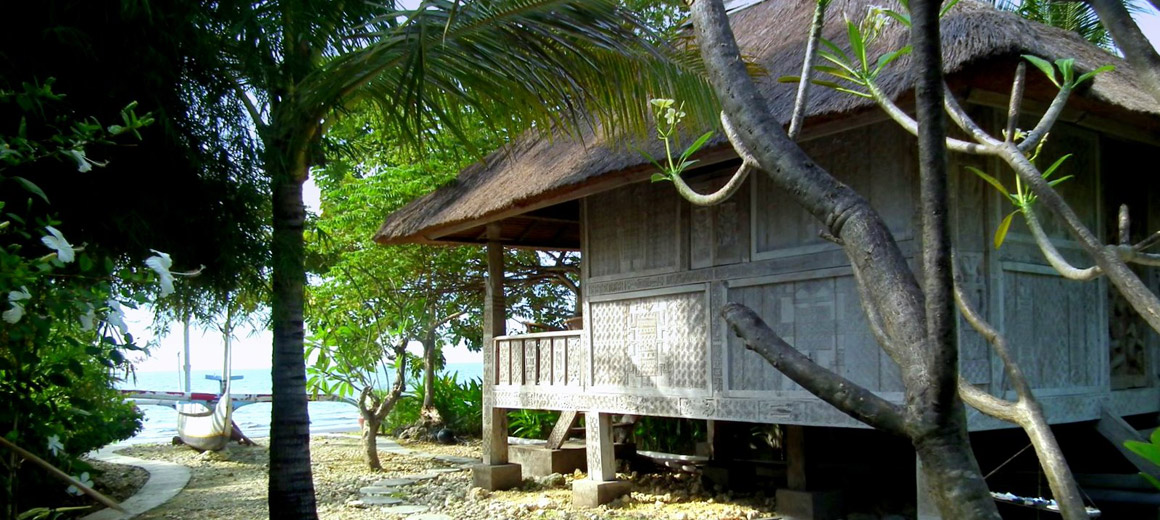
xmin=786 ymin=425 xmax=808 ymax=490
xmin=585 ymin=411 xmax=616 ymax=481
xmin=546 ymin=410 xmax=580 ymax=450
xmin=482 ymin=223 xmax=508 ymax=466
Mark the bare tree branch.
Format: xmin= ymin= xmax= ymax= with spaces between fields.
xmin=1006 ymin=62 xmax=1026 ymax=143
xmin=788 ymin=0 xmax=828 ymax=140
xmin=670 ymin=112 xmax=757 ymax=206
xmin=865 ymin=81 xmax=995 ymax=154
xmin=1023 ymin=208 xmax=1103 ymax=281
xmin=721 ymin=303 xmax=906 ymax=436
xmin=1016 ymin=83 xmax=1072 ymax=154
xmin=1085 ymin=0 xmax=1160 ymax=105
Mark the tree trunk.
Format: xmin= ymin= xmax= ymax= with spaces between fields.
xmin=362 ymin=415 xmax=383 ymax=471
xmin=688 ymin=1 xmax=1001 ymax=517
xmin=913 ymin=426 xmax=1001 ymax=518
xmin=267 ymin=157 xmax=318 ymax=519
xmin=422 ymin=337 xmax=435 ymax=411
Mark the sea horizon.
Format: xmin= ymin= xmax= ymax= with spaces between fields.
xmin=120 ymin=362 xmax=483 ymax=445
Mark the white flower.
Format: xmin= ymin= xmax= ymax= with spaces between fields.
xmin=649 ymin=98 xmax=675 ymax=109
xmin=41 ymin=226 xmax=76 ymax=263
xmin=66 ymin=472 xmax=92 ymax=496
xmin=145 ymin=250 xmax=174 ymax=297
xmin=104 ymin=299 xmax=129 ymax=336
xmin=64 ymin=149 xmax=92 ymax=173
xmin=3 ymin=287 xmax=31 ymax=324
xmin=79 ymin=304 xmax=96 ymax=331
xmin=46 ymin=435 xmax=64 ymax=457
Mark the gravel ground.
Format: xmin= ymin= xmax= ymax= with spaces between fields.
xmin=111 ymin=435 xmax=778 ymax=520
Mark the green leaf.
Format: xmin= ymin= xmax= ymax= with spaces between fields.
xmin=1151 ymin=428 xmax=1160 ymax=446
xmin=1023 ymin=55 xmax=1059 ymax=87
xmin=881 ymin=9 xmax=911 ymax=27
xmin=1141 ymin=472 xmax=1160 ymax=491
xmin=819 ymin=37 xmax=850 ymax=62
xmin=10 ymin=177 xmax=48 ymax=203
xmin=1075 ymin=65 xmax=1115 ymax=86
xmin=679 ymin=131 xmax=716 ymax=163
xmin=1055 ymin=58 xmax=1075 ymax=85
xmin=939 ymin=0 xmax=962 ymax=18
xmin=967 ymin=166 xmax=1009 ymax=195
xmin=1040 ymin=154 xmax=1072 ymax=179
xmin=778 ymin=76 xmax=848 ymax=91
xmin=650 ymin=173 xmax=668 ymax=183
xmin=995 ymin=211 xmax=1016 ymax=249
xmin=833 ymin=87 xmax=873 ymax=99
xmin=847 ymin=21 xmax=867 ymax=72
xmin=1126 ymin=439 xmax=1160 ymax=464
xmin=812 ymin=65 xmax=862 ymax=83
xmin=873 ymin=46 xmax=912 ymax=77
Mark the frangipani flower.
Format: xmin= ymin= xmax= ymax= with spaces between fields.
xmin=47 ymin=435 xmax=64 ymax=457
xmin=105 ymin=299 xmax=129 ymax=336
xmin=145 ymin=250 xmax=174 ymax=296
xmin=41 ymin=226 xmax=76 ymax=263
xmin=66 ymin=472 xmax=92 ymax=496
xmin=3 ymin=287 xmax=31 ymax=324
xmin=64 ymin=149 xmax=92 ymax=173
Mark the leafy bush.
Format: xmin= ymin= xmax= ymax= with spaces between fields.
xmin=1 ymin=80 xmax=158 ymax=517
xmin=508 ymin=410 xmax=559 ymax=439
xmin=632 ymin=416 xmax=706 ymax=454
xmin=383 ymin=371 xmax=483 ymax=436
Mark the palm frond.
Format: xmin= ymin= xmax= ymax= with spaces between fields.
xmin=301 ymin=0 xmax=717 ymax=156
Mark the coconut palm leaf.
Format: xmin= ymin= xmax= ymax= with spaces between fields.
xmin=301 ymin=0 xmax=716 ymax=156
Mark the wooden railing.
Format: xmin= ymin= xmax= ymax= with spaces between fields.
xmin=493 ymin=330 xmax=582 ymax=387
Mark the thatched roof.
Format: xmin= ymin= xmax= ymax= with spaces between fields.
xmin=375 ymin=0 xmax=1160 ymax=248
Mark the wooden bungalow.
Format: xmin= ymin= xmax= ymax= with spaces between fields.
xmin=375 ymin=0 xmax=1160 ymax=517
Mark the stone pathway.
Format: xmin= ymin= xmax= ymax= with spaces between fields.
xmin=82 ymin=444 xmax=192 ymax=520
xmin=343 ymin=438 xmax=476 ymax=517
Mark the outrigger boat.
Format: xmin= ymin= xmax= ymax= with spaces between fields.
xmin=123 ymin=317 xmax=356 ymax=451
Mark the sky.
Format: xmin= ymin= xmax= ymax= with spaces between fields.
xmin=128 ymin=1 xmax=1160 ymax=374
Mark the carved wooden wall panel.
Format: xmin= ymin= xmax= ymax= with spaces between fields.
xmin=590 ymin=289 xmax=709 ymax=391
xmin=588 ymin=181 xmax=680 ymax=279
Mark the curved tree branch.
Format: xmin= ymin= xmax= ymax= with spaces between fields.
xmin=865 ymin=81 xmax=995 ymax=154
xmin=670 ymin=112 xmax=757 ymax=206
xmin=788 ymin=0 xmax=828 ymax=140
xmin=722 ymin=303 xmax=906 ymax=436
xmin=1085 ymin=0 xmax=1160 ymax=105
xmin=1022 ymin=208 xmax=1103 ymax=281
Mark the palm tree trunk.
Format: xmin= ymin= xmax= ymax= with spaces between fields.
xmin=422 ymin=337 xmax=435 ymax=410
xmin=268 ymin=159 xmax=318 ymax=519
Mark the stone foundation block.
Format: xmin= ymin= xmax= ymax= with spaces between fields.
xmin=572 ymin=479 xmax=632 ymax=507
xmin=470 ymin=463 xmax=522 ymax=491
xmin=508 ymin=445 xmax=586 ymax=478
xmin=775 ymin=488 xmax=844 ymax=520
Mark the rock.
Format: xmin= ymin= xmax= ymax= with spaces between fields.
xmin=380 ymin=504 xmax=429 ymax=514
xmin=360 ymin=496 xmax=403 ymax=506
xmin=468 ymin=487 xmax=490 ymax=501
xmin=533 ymin=473 xmax=566 ymax=488
xmin=436 ymin=428 xmax=456 ymax=444
xmin=367 ymin=478 xmax=416 ymax=488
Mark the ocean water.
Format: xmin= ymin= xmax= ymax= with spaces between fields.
xmin=119 ymin=363 xmax=483 ymax=445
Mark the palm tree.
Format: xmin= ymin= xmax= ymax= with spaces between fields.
xmin=989 ymin=0 xmax=1132 ymax=50
xmin=196 ymin=1 xmax=711 ymax=517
